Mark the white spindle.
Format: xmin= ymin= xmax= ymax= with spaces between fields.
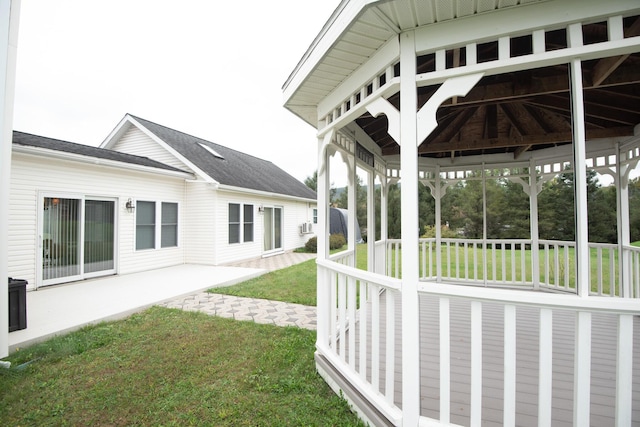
xmin=573 ymin=311 xmax=592 ymax=426
xmin=616 ymin=314 xmax=633 ymax=426
xmin=385 ymin=290 xmax=395 ymax=405
xmin=359 ymin=280 xmax=368 ymax=382
xmin=538 ymin=308 xmax=553 ymax=427
xmin=339 ymin=273 xmax=347 ymax=361
xmin=330 ymin=270 xmax=337 ymax=351
xmin=372 ymin=284 xmax=380 ymax=391
xmin=348 ymin=275 xmax=357 ymax=368
xmin=440 ymin=297 xmax=451 ymax=424
xmin=504 ymin=305 xmax=516 ymax=426
xmin=470 ymin=301 xmax=482 ymax=425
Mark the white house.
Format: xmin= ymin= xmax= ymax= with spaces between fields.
xmin=8 ymin=114 xmax=317 ymax=290
xmin=284 ymin=0 xmax=640 ymax=425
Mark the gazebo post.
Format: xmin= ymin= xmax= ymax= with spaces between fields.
xmin=366 ymin=169 xmax=375 ymax=272
xmin=379 ymin=176 xmax=389 ymax=276
xmin=316 ymin=132 xmax=333 ymax=352
xmin=347 ymin=155 xmax=356 ymax=266
xmin=399 ymin=29 xmax=421 ymax=426
xmin=435 ymin=165 xmax=442 ymax=282
xmin=530 ymin=160 xmax=541 ymax=289
xmin=616 ymin=143 xmax=631 ymax=297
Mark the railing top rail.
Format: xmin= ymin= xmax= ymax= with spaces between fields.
xmin=417 ymin=282 xmax=640 ymax=314
xmin=623 ymin=244 xmax=640 ymax=252
xmin=327 ymin=249 xmax=355 ymax=262
xmin=588 ymin=242 xmax=618 ymax=249
xmin=317 ymin=258 xmax=402 ymax=291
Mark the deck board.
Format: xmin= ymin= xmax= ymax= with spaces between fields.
xmin=340 ymin=291 xmax=640 ymax=426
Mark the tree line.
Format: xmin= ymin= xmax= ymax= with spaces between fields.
xmin=305 ymin=170 xmax=640 ymax=244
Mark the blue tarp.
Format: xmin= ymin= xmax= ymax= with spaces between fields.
xmin=329 ymin=207 xmax=363 ymax=243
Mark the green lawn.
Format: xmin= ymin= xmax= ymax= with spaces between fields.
xmin=211 ymin=258 xmax=318 ymax=306
xmin=0 ymin=308 xmax=364 ymax=426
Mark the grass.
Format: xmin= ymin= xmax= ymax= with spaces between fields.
xmin=0 ymin=307 xmax=365 ymax=426
xmin=211 ymin=258 xmax=318 ymax=306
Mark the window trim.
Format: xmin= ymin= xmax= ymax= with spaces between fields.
xmin=228 ymin=202 xmax=254 ymax=245
xmin=134 ymin=199 xmax=180 ymax=251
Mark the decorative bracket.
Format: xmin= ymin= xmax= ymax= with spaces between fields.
xmin=365 ymin=73 xmax=483 ymax=146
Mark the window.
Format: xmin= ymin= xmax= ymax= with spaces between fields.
xmin=244 ymin=204 xmax=254 ymax=242
xmin=161 ymin=202 xmax=178 ymax=247
xmin=229 ymin=204 xmax=240 ymax=244
xmin=313 ymin=208 xmax=318 ymax=224
xmin=136 ymin=201 xmax=156 ymax=250
xmin=229 ymin=203 xmax=254 ymax=244
xmin=135 ymin=200 xmax=179 ymax=250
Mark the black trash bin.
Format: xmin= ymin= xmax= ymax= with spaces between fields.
xmin=8 ymin=277 xmax=27 ymax=332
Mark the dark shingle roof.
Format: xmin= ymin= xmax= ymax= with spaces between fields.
xmin=130 ymin=115 xmax=317 ymax=200
xmin=12 ymin=131 xmax=190 ymax=175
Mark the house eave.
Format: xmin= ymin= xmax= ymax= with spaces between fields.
xmin=216 ymin=183 xmax=316 ymax=204
xmin=12 ymin=145 xmax=195 ymax=179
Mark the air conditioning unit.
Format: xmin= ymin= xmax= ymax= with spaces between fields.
xmin=300 ymin=222 xmax=312 ymax=234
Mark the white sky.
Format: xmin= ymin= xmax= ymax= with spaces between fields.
xmin=13 ymin=0 xmax=339 ymax=183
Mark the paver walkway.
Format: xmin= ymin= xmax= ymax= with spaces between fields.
xmin=161 ymin=293 xmax=317 ymax=330
xmin=160 ymin=252 xmax=318 ymax=330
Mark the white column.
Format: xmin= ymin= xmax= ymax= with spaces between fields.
xmin=316 ymin=133 xmax=332 ymax=351
xmin=530 ymin=161 xmax=541 ymax=289
xmin=367 ymin=169 xmax=375 ymax=272
xmin=435 ymin=166 xmax=442 ymax=282
xmin=616 ymin=144 xmax=631 ymax=297
xmin=0 ymin=0 xmax=21 ymax=359
xmin=569 ymin=58 xmax=590 ymax=297
xmin=400 ymin=29 xmax=421 ymax=426
xmin=568 ymin=24 xmax=590 ymax=297
xmin=379 ymin=177 xmax=389 ymax=276
xmin=347 ymin=156 xmax=356 ymax=266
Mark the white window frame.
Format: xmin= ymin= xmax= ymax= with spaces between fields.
xmin=135 ymin=200 xmax=179 ymax=251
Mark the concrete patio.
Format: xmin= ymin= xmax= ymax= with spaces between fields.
xmin=8 ymin=252 xmax=316 ymax=352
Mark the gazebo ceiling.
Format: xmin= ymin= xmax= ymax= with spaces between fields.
xmin=284 ymin=0 xmax=640 ymax=162
xmin=356 ymin=17 xmax=640 ymax=159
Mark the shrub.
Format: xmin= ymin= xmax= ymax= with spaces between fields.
xmin=304 ymin=236 xmax=317 ymax=253
xmin=303 ymin=234 xmax=346 ymax=253
xmin=329 ymin=233 xmax=346 ymax=250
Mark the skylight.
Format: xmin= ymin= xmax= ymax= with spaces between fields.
xmin=199 ymin=143 xmax=224 ymax=159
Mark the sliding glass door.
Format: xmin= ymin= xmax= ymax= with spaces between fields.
xmin=263 ymin=206 xmax=283 ymax=254
xmin=42 ymin=196 xmax=115 ymax=286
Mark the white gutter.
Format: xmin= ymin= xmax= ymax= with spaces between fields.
xmin=12 ymin=145 xmax=195 ymax=179
xmin=216 ymin=183 xmax=316 ymax=204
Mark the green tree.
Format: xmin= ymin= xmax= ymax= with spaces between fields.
xmin=304 ymin=171 xmax=317 ymax=191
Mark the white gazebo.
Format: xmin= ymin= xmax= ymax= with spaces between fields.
xmin=283 ymin=0 xmax=640 ymax=425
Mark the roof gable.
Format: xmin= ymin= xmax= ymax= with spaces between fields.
xmin=127 ymin=115 xmax=317 ymax=200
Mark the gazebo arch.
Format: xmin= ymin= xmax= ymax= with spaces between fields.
xmin=284 ymin=1 xmax=640 ymax=425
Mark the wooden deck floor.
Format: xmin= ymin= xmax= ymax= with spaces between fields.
xmin=342 ymin=291 xmax=640 ymax=426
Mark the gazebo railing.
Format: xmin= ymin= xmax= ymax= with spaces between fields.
xmin=316 ymin=257 xmax=403 ymax=425
xmin=383 ymin=238 xmax=638 ymax=298
xmin=316 ymin=254 xmax=639 ymax=426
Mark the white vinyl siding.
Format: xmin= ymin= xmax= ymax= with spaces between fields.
xmin=8 ymin=153 xmax=186 ymax=289
xmin=215 ymin=191 xmax=316 ymax=265
xmin=183 ymin=181 xmax=215 ymax=265
xmin=109 ymin=126 xmax=187 ymax=171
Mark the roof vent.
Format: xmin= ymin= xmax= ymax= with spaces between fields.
xmin=199 ymin=143 xmax=224 ymax=159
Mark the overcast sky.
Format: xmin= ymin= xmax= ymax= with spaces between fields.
xmin=12 ymin=0 xmax=339 ymax=183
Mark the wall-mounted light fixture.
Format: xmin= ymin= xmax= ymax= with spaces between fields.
xmin=258 ymin=204 xmax=264 ymax=214
xmin=126 ymin=198 xmax=136 ymax=213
